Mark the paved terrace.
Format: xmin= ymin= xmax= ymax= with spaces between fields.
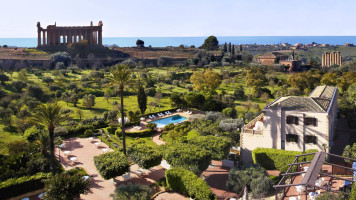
xmin=55 ymin=137 xmax=165 ymax=200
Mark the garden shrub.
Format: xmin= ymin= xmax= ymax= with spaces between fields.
xmin=112 ymin=183 xmax=152 ymax=200
xmin=252 ymin=148 xmax=318 ymax=172
xmin=162 ymin=143 xmax=212 ymax=174
xmin=222 ymin=107 xmax=237 ymax=118
xmin=67 ymin=124 xmax=95 ymax=136
xmin=84 ymin=129 xmax=94 ymax=137
xmin=0 ymin=172 xmax=49 ymax=199
xmin=226 ymin=165 xmax=273 ymax=199
xmin=116 ymin=128 xmax=156 ymax=138
xmin=188 ymin=135 xmax=232 ymax=160
xmin=94 ymin=151 xmax=129 ymax=180
xmin=127 ymin=144 xmax=162 ymax=169
xmin=44 ymin=173 xmax=90 ymax=200
xmin=166 ymin=168 xmax=214 ymax=200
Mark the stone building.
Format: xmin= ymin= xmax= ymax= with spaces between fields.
xmin=279 ymin=60 xmax=302 ymax=72
xmin=37 ymin=21 xmax=103 ymax=47
xmin=258 ymin=52 xmax=288 ymax=65
xmin=322 ymin=52 xmax=342 ymax=67
xmin=240 ymin=85 xmax=338 ymax=163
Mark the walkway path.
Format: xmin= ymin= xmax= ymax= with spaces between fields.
xmin=152 ymin=130 xmax=166 ymax=146
xmin=154 ymin=192 xmax=189 ymax=200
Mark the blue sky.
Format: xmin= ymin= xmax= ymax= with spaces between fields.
xmin=0 ymin=0 xmax=354 ymax=37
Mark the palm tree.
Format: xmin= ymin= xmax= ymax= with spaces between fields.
xmin=32 ymin=102 xmax=71 ymax=174
xmin=37 ymin=131 xmax=50 ymax=156
xmin=110 ymin=64 xmax=132 ymax=155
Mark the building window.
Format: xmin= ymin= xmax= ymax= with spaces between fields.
xmin=286 ymin=116 xmax=299 ymax=125
xmin=305 ymin=117 xmax=317 ymax=126
xmin=305 ymin=135 xmax=317 ymax=144
xmin=286 ymin=134 xmax=299 ymax=143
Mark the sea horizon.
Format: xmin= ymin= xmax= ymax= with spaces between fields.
xmin=1 ymin=36 xmax=356 ymax=48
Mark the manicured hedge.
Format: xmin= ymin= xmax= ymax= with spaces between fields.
xmin=252 ymin=148 xmax=318 ymax=172
xmin=0 ymin=172 xmax=49 ymax=199
xmin=116 ymin=128 xmax=156 ymax=138
xmin=94 ymin=151 xmax=130 ymax=180
xmin=166 ymin=168 xmax=214 ymax=200
xmin=127 ymin=144 xmax=162 ymax=169
xmin=188 ymin=135 xmax=232 ymax=160
xmin=162 ymin=143 xmax=212 ymax=174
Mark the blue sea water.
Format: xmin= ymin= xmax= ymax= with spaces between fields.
xmin=1 ymin=36 xmax=356 ymax=48
xmin=149 ymin=114 xmax=187 ymax=128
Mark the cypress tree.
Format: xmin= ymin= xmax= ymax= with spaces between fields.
xmin=232 ymin=45 xmax=235 ymax=55
xmin=239 ymin=44 xmax=243 ymax=52
xmin=137 ymin=83 xmax=147 ymax=115
xmin=228 ymin=42 xmax=232 ymax=53
xmin=223 ymin=42 xmax=227 ymax=52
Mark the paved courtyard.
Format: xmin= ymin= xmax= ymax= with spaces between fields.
xmin=55 ymin=137 xmax=165 ymax=200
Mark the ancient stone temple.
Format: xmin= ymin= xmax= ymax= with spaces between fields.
xmin=37 ymin=21 xmax=103 ymax=47
xmin=322 ymin=51 xmax=342 ymax=67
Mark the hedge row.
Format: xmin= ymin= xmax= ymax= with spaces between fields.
xmin=116 ymin=128 xmax=156 ymax=138
xmin=0 ymin=172 xmax=49 ymax=199
xmin=252 ymin=148 xmax=318 ymax=172
xmin=166 ymin=168 xmax=214 ymax=200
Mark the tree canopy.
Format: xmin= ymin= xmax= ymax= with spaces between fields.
xmin=136 ymin=39 xmax=144 ymax=47
xmin=200 ymin=36 xmax=219 ymax=50
xmin=190 ymin=69 xmax=221 ymax=93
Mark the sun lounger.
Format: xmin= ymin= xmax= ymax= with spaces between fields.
xmin=167 ymin=111 xmax=172 ymax=114
xmin=160 ymin=113 xmax=164 ymax=116
xmin=152 ymin=115 xmax=156 ymax=118
xmin=123 ymin=173 xmax=131 ymax=181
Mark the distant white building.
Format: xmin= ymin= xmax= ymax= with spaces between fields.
xmin=240 ymin=86 xmax=338 ymax=163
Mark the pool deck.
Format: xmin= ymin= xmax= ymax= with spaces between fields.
xmin=125 ymin=111 xmax=192 ymax=132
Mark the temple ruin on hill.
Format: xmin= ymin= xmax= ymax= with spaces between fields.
xmin=37 ymin=21 xmax=103 ymax=47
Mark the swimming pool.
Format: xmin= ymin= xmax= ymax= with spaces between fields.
xmin=149 ymin=115 xmax=187 ymax=128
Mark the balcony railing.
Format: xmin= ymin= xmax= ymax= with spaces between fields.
xmin=242 ymin=113 xmax=264 ymax=135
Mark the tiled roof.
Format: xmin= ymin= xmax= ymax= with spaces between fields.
xmin=259 ymin=52 xmax=288 ymax=59
xmin=309 ymin=85 xmax=336 ymax=99
xmin=265 ymin=86 xmax=337 ymax=112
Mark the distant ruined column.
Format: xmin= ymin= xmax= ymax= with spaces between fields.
xmin=98 ymin=30 xmax=102 ymax=45
xmin=43 ymin=31 xmax=46 ymax=45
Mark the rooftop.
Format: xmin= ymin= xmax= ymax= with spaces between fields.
xmin=258 ymin=52 xmax=288 ymax=59
xmin=265 ymin=86 xmax=337 ymax=112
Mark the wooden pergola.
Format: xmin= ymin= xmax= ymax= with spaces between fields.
xmin=273 ymin=151 xmax=356 ymax=200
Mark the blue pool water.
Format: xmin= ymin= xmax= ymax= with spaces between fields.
xmin=149 ymin=115 xmax=187 ymax=128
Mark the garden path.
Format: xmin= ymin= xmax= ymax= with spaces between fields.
xmin=152 ymin=130 xmax=166 ymax=145
xmin=154 ymin=192 xmax=189 ymax=200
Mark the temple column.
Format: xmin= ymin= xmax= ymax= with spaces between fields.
xmin=38 ymin=30 xmax=41 ymax=46
xmin=325 ymin=53 xmax=329 ymax=66
xmin=98 ymin=29 xmax=102 ymax=45
xmin=88 ymin=30 xmax=92 ymax=44
xmin=42 ymin=31 xmax=46 ymax=45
